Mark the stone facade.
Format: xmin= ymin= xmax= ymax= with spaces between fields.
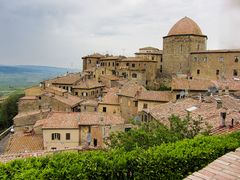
xmin=163 ymin=35 xmax=207 ymax=75
xmin=190 ymin=50 xmax=240 ymax=80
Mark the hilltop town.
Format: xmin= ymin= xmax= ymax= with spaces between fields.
xmin=1 ymin=17 xmax=240 ymax=156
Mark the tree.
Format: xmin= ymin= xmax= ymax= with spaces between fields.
xmin=107 ymin=115 xmax=211 ymax=151
xmin=0 ymin=93 xmax=24 ymax=130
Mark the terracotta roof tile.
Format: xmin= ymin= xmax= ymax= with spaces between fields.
xmin=138 ymin=91 xmax=172 ymax=102
xmin=40 ymin=112 xmax=125 ymax=129
xmin=53 ymin=94 xmax=83 ymax=107
xmin=82 ymin=53 xmax=105 ymax=59
xmin=167 ymin=17 xmax=204 ymax=36
xmin=120 ymin=57 xmax=157 ymax=62
xmin=73 ymin=79 xmax=104 ymax=89
xmin=118 ymin=81 xmax=146 ymax=98
xmin=100 ymin=88 xmax=119 ymax=105
xmin=147 ymin=96 xmax=240 ymax=129
xmin=6 ymin=132 xmax=43 ymax=154
xmin=20 ymin=96 xmax=37 ymax=100
xmin=99 ymin=74 xmax=119 ymax=81
xmin=51 ymin=73 xmax=81 ymax=85
xmin=80 ymin=99 xmax=98 ymax=107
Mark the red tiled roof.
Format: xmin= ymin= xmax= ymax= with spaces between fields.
xmin=82 ymin=53 xmax=105 ymax=59
xmin=185 ymin=148 xmax=240 ymax=180
xmin=51 ymin=73 xmax=81 ymax=85
xmin=81 ymin=99 xmax=98 ymax=107
xmin=73 ymin=79 xmax=104 ymax=89
xmin=100 ymin=88 xmax=119 ymax=105
xmin=6 ymin=132 xmax=43 ymax=154
xmin=52 ymin=94 xmax=83 ymax=107
xmin=118 ymin=81 xmax=146 ymax=98
xmin=20 ymin=96 xmax=37 ymax=100
xmin=138 ymin=91 xmax=172 ymax=102
xmin=40 ymin=112 xmax=125 ymax=129
xmin=147 ymin=96 xmax=240 ymax=129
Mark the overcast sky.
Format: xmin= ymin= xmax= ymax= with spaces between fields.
xmin=0 ymin=0 xmax=239 ymax=69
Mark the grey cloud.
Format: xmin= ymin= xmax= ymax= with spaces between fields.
xmin=0 ymin=0 xmax=239 ymax=69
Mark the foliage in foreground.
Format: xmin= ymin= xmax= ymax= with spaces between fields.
xmin=108 ymin=115 xmax=211 ymax=151
xmin=0 ymin=132 xmax=240 ymax=180
xmin=0 ymin=92 xmax=24 ymax=130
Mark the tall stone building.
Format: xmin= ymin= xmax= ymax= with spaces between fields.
xmin=162 ymin=17 xmax=207 ymax=75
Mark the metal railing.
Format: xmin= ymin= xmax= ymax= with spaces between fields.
xmin=0 ymin=126 xmax=13 ymax=141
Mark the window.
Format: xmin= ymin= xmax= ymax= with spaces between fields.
xmin=152 ymin=56 xmax=154 ymax=60
xmin=108 ymin=62 xmax=110 ymax=66
xmin=66 ymin=133 xmax=70 ymax=140
xmin=197 ymin=69 xmax=200 ymax=75
xmin=143 ymin=103 xmax=148 ymax=109
xmin=197 ymin=44 xmax=200 ymax=50
xmin=180 ymin=44 xmax=183 ymax=52
xmin=103 ymin=107 xmax=107 ymax=112
xmin=193 ymin=57 xmax=197 ymax=61
xmin=112 ymin=62 xmax=115 ymax=66
xmin=116 ymin=63 xmax=119 ymax=66
xmin=233 ymin=69 xmax=238 ymax=76
xmin=88 ymin=60 xmax=91 ymax=64
xmin=160 ymin=57 xmax=163 ymax=62
xmin=94 ymin=107 xmax=97 ymax=112
xmin=126 ymin=63 xmax=129 ymax=66
xmin=102 ymin=71 xmax=104 ymax=74
xmin=52 ymin=133 xmax=60 ymax=140
xmin=135 ymin=101 xmax=138 ymax=107
xmin=84 ymin=106 xmax=86 ymax=110
xmin=132 ymin=63 xmax=135 ymax=68
xmin=38 ymin=96 xmax=41 ymax=100
xmin=203 ymin=57 xmax=208 ymax=61
xmin=75 ymin=92 xmax=78 ymax=96
xmin=160 ymin=65 xmax=163 ymax=73
xmin=216 ymin=69 xmax=220 ymax=75
xmin=235 ymin=56 xmax=239 ymax=63
xmin=132 ymin=73 xmax=137 ymax=78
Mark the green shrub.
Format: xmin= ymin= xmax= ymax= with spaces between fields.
xmin=0 ymin=132 xmax=239 ymax=179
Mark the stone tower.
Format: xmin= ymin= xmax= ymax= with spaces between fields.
xmin=162 ymin=17 xmax=208 ymax=75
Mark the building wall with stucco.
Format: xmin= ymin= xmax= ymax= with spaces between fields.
xmin=98 ymin=103 xmax=121 ymax=115
xmin=190 ymin=52 xmax=240 ymax=80
xmin=72 ymin=87 xmax=103 ymax=99
xmin=119 ymin=96 xmax=138 ymax=122
xmin=43 ymin=128 xmax=79 ymax=150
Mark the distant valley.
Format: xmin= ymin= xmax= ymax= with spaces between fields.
xmin=0 ymin=65 xmax=79 ymax=96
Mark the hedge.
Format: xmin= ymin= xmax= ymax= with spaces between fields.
xmin=0 ymin=132 xmax=240 ymax=180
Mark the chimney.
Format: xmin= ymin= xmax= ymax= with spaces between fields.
xmin=220 ymin=112 xmax=226 ymax=127
xmin=216 ymin=98 xmax=222 ymax=109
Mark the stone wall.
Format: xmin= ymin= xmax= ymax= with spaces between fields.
xmin=190 ymin=52 xmax=240 ymax=80
xmin=163 ymin=35 xmax=207 ymax=74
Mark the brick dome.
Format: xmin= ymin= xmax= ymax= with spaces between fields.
xmin=168 ymin=17 xmax=203 ymax=36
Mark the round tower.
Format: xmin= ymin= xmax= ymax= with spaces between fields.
xmin=162 ymin=17 xmax=207 ymax=75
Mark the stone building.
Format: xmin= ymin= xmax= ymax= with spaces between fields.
xmin=135 ymin=47 xmax=163 ymax=75
xmin=34 ymin=112 xmax=125 ymax=150
xmin=190 ymin=50 xmax=240 ymax=80
xmin=98 ymin=87 xmax=121 ymax=115
xmin=137 ymin=91 xmax=174 ymax=113
xmin=117 ymin=81 xmax=146 ymax=122
xmin=162 ymin=17 xmax=207 ymax=75
xmin=72 ymin=79 xmax=105 ymax=99
xmin=82 ymin=53 xmax=104 ymax=71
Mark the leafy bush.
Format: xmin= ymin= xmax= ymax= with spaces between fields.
xmin=0 ymin=132 xmax=239 ymax=179
xmin=108 ymin=116 xmax=211 ymax=151
xmin=0 ymin=92 xmax=24 ymax=130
